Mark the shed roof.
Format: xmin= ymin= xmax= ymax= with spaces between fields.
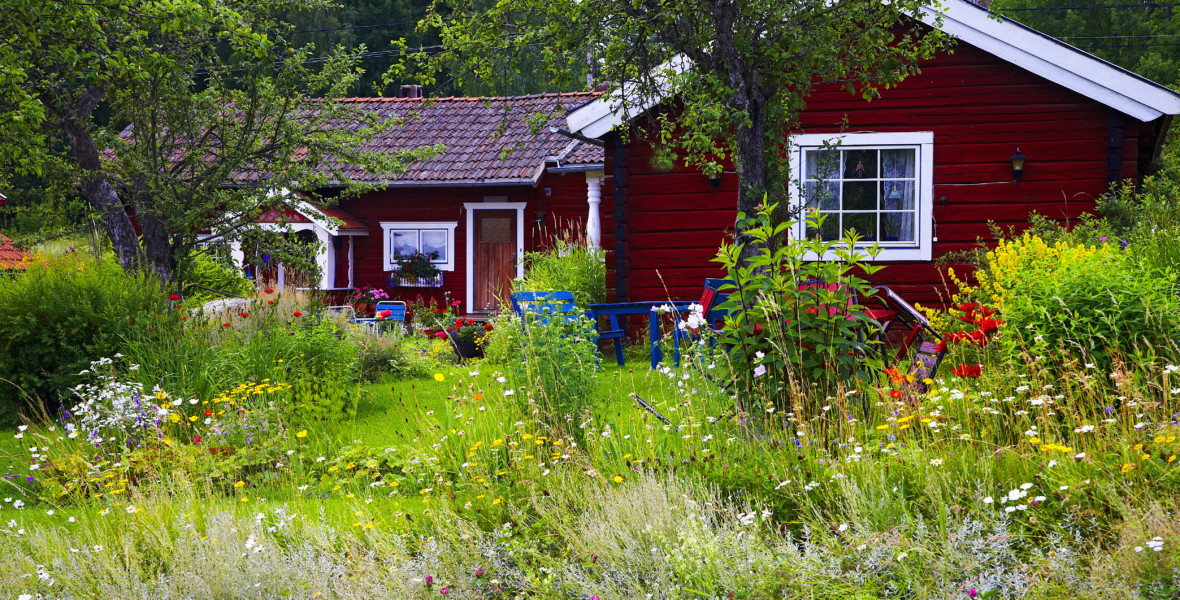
xmin=568 ymin=0 xmax=1180 ymax=139
xmin=322 ymin=93 xmax=604 ymax=186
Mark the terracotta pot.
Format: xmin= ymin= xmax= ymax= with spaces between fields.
xmin=354 ymin=302 xmax=374 ymax=317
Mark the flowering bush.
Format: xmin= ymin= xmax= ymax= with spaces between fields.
xmin=959 ymin=233 xmax=1180 ymax=369
xmin=349 ymin=285 xmax=389 ymax=310
xmin=713 ymin=203 xmax=883 ymax=410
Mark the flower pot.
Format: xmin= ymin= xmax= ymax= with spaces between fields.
xmin=354 ymin=302 xmax=374 ymax=317
xmin=450 ymin=336 xmax=483 ymax=360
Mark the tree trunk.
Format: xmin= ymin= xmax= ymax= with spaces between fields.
xmin=57 ymin=85 xmax=143 ymax=273
xmin=732 ymin=97 xmax=769 ymax=262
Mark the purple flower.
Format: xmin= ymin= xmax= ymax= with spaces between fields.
xmin=1121 ymin=239 xmax=1130 ymax=250
xmin=440 ymin=588 xmax=450 ymax=595
xmin=425 ymin=575 xmax=433 ymax=585
xmin=1099 ymin=236 xmax=1107 ymax=242
xmin=475 ymin=569 xmax=484 ymax=577
xmin=26 ymin=476 xmax=34 ymax=482
xmin=967 ymin=590 xmax=978 ymax=598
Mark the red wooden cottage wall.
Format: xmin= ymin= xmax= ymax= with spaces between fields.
xmin=335 ymin=168 xmax=594 ymax=311
xmin=598 ymin=43 xmax=1145 ymax=306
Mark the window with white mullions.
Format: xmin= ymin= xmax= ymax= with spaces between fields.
xmin=803 ymin=146 xmax=919 ymax=244
xmin=790 ymin=131 xmax=934 ymax=262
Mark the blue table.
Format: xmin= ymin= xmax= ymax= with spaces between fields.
xmin=587 ymin=301 xmax=693 ymax=368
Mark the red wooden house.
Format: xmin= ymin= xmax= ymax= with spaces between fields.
xmin=235 ymin=92 xmax=605 ymax=314
xmin=564 ymin=0 xmax=1180 ymax=306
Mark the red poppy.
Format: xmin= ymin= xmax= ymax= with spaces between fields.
xmin=193 ymin=436 xmax=202 ymax=443
xmin=293 ymin=311 xmax=302 ymax=317
xmin=204 ymin=410 xmax=212 ymax=416
xmin=168 ymin=294 xmax=181 ymax=302
xmin=181 ymin=316 xmax=189 ymax=321
xmin=267 ymin=300 xmax=274 ymax=305
xmin=222 ymin=322 xmax=232 ymax=328
xmin=484 ymin=323 xmax=493 ymax=330
xmin=890 ymin=389 xmax=901 ymax=399
xmin=451 ymin=300 xmax=461 ymax=307
xmin=951 ymin=363 xmax=983 ymax=378
xmin=265 ymin=288 xmax=275 ymax=294
xmin=435 ymin=308 xmax=447 ymax=314
xmin=464 ymin=318 xmax=474 ymax=326
xmin=240 ymin=312 xmax=250 ymax=318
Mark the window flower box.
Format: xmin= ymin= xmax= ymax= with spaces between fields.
xmin=390 ymin=273 xmax=443 ymax=288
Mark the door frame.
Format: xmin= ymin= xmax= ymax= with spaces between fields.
xmin=464 ymin=201 xmax=526 ymax=313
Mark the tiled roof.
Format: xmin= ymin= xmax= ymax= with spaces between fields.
xmin=0 ymin=235 xmax=32 ymax=270
xmin=322 ymin=92 xmax=604 ymax=185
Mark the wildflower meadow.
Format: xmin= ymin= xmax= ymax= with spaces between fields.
xmin=2 ymin=202 xmax=1180 ymax=600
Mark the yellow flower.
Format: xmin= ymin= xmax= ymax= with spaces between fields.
xmin=189 ymin=416 xmax=198 ymax=422
xmin=896 ymin=415 xmax=915 ymax=424
xmin=1028 ymin=437 xmax=1041 ymax=445
xmin=168 ymin=414 xmax=180 ymax=423
xmin=875 ymin=424 xmax=890 ymax=431
xmin=433 ymin=373 xmax=445 ymax=382
xmin=612 ymin=475 xmax=623 ymax=483
xmin=234 ymin=481 xmax=245 ymax=488
xmin=296 ymin=430 xmax=308 ymax=438
xmin=1168 ymin=455 xmax=1176 ymax=463
xmin=492 ymin=497 xmax=502 ymax=505
xmin=328 ymin=466 xmax=339 ymax=472
xmin=521 ymin=434 xmax=533 ymax=440
xmin=1121 ymin=463 xmax=1134 ymax=473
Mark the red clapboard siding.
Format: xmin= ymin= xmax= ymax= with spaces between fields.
xmin=338 ymin=185 xmax=538 ymax=312
xmin=602 ymin=42 xmax=1144 ymax=308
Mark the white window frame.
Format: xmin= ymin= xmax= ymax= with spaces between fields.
xmin=380 ymin=221 xmax=458 ymax=272
xmin=788 ymin=131 xmax=934 ymax=262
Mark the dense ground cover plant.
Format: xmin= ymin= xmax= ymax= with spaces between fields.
xmin=0 ymin=254 xmax=162 ymax=423
xmin=181 ymin=251 xmax=253 ymax=305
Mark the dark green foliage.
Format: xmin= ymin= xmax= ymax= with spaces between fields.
xmin=0 ymin=255 xmax=163 ymax=424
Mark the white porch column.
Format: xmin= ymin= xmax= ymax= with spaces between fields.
xmin=229 ymin=240 xmax=245 ymax=270
xmin=315 ymin=228 xmax=335 ymax=290
xmin=585 ymin=171 xmax=604 ymax=249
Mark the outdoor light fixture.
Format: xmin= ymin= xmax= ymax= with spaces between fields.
xmin=706 ymin=170 xmax=722 ymax=192
xmin=1010 ymin=149 xmax=1027 ymax=183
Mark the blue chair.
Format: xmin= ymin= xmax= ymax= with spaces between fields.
xmin=356 ymin=300 xmax=407 ymax=335
xmin=510 ymin=291 xmax=579 ymax=325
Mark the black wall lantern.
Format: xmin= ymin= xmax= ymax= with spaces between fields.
xmin=1010 ymin=148 xmax=1027 ymax=183
xmin=706 ymin=170 xmax=722 ymax=192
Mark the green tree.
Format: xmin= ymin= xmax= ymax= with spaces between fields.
xmin=0 ymin=0 xmax=436 ymax=290
xmin=422 ymin=0 xmax=949 ymax=246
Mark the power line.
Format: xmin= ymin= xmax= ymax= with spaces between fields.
xmin=1058 ymin=34 xmax=1180 ymax=39
xmin=290 ymin=21 xmax=421 ymax=35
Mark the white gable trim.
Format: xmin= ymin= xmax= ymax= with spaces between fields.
xmin=566 ymin=0 xmax=1180 ymax=137
xmin=922 ymin=1 xmax=1180 ymax=122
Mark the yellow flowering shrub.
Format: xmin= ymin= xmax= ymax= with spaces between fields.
xmin=953 ymin=233 xmax=1179 ymax=368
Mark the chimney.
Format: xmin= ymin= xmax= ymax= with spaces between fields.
xmin=399 ymin=84 xmax=423 ymax=98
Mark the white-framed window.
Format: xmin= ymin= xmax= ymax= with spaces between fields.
xmin=789 ymin=131 xmax=934 ymax=261
xmin=379 ymin=221 xmax=458 ymax=271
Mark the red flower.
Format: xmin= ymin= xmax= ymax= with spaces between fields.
xmin=435 ymin=308 xmax=447 ymax=314
xmin=168 ymin=294 xmax=181 ymax=302
xmin=181 ymin=316 xmax=189 ymax=321
xmin=951 ymin=363 xmax=983 ymax=378
xmin=464 ymin=318 xmax=474 ymax=326
xmin=222 ymin=322 xmax=232 ymax=328
xmin=240 ymin=312 xmax=249 ymax=318
xmin=890 ymin=389 xmax=901 ymax=398
xmin=484 ymin=323 xmax=494 ymax=330
xmin=265 ymin=288 xmax=275 ymax=294
xmin=267 ymin=300 xmax=274 ymax=305
xmin=377 ymin=310 xmax=392 ymax=319
xmin=435 ymin=331 xmax=447 ymax=339
xmin=293 ymin=311 xmax=302 ymax=317
xmin=451 ymin=300 xmax=461 ymax=307
xmin=193 ymin=436 xmax=202 ymax=443
xmin=204 ymin=410 xmax=212 ymax=416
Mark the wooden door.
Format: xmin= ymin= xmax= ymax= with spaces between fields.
xmin=473 ymin=210 xmax=516 ymax=312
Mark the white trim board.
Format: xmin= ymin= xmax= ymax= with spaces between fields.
xmin=464 ymin=202 xmax=527 ymax=314
xmin=566 ymin=0 xmax=1180 ymax=137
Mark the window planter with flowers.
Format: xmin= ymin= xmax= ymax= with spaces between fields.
xmin=390 ymin=251 xmax=443 ymax=288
